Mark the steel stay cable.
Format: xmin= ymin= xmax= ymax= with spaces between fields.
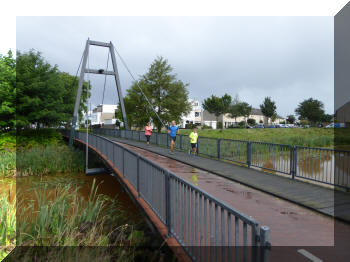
xmin=101 ymin=50 xmax=110 ymax=105
xmin=112 ymin=45 xmax=167 ymax=129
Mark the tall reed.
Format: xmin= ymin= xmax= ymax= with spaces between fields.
xmin=0 ymin=189 xmax=16 ymax=260
xmin=16 ymin=145 xmax=85 ymax=177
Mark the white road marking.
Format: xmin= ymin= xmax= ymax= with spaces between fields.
xmin=297 ymin=249 xmax=323 ymax=262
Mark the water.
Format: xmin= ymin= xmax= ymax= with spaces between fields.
xmin=1 ymin=171 xmax=176 ymax=261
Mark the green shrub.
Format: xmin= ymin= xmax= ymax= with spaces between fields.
xmin=247 ymin=118 xmax=256 ymax=126
xmin=201 ymin=124 xmax=212 ymax=129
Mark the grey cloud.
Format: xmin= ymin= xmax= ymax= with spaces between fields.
xmin=16 ymin=16 xmax=334 ymax=116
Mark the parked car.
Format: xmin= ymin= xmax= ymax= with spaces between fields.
xmin=255 ymin=124 xmax=265 ymax=128
xmin=325 ymin=123 xmax=345 ymax=128
xmin=267 ymin=125 xmax=276 ymax=128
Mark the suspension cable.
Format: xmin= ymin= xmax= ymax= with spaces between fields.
xmin=113 ymin=45 xmax=167 ymax=129
xmin=101 ymin=50 xmax=110 ymax=105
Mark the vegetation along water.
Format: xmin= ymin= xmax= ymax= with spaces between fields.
xmin=0 ymin=129 xmax=176 ymax=261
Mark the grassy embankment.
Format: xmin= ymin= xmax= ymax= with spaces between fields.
xmin=178 ymin=128 xmax=350 ymax=148
xmin=0 ymin=129 xmax=160 ymax=261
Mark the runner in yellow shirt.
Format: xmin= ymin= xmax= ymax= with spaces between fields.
xmin=189 ymin=127 xmax=198 ymax=155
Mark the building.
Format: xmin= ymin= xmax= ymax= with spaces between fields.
xmin=91 ymin=104 xmax=118 ymax=125
xmin=202 ymin=108 xmax=286 ymax=128
xmin=180 ymin=99 xmax=202 ymax=128
xmin=336 ymin=101 xmax=350 ymax=127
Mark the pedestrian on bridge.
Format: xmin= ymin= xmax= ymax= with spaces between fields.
xmin=189 ymin=127 xmax=198 ymax=155
xmin=168 ymin=120 xmax=179 ymax=154
xmin=144 ymin=122 xmax=152 ymax=145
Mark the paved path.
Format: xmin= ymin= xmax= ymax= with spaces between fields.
xmin=108 ymin=140 xmax=350 ymax=249
xmin=104 ymin=135 xmax=350 ymax=224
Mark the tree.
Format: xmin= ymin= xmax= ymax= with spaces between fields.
xmin=295 ymin=98 xmax=325 ymax=125
xmin=0 ymin=50 xmax=16 ymax=131
xmin=286 ymin=115 xmax=296 ymax=124
xmin=260 ymin=97 xmax=276 ymax=125
xmin=247 ymin=118 xmax=256 ymax=126
xmin=16 ymin=50 xmax=90 ymax=128
xmin=122 ymin=56 xmax=191 ymax=131
xmin=321 ymin=113 xmax=333 ymax=123
xmin=238 ymin=102 xmax=252 ymax=126
xmin=202 ymin=93 xmax=232 ymax=129
xmin=228 ymin=94 xmax=241 ymax=123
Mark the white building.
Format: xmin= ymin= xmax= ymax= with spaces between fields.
xmin=180 ymin=99 xmax=202 ymax=128
xmin=91 ymin=104 xmax=118 ymax=125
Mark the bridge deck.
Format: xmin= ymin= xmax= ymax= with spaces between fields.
xmin=105 ymin=135 xmax=350 ymax=224
xmin=106 ymin=138 xmax=350 ymax=248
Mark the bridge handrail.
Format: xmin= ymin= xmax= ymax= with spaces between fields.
xmin=92 ymin=128 xmax=350 ymax=190
xmin=67 ymin=130 xmax=271 ymax=261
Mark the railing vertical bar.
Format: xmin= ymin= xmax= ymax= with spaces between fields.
xmin=215 ymin=203 xmax=219 ymax=262
xmin=228 ymin=213 xmax=232 ymax=262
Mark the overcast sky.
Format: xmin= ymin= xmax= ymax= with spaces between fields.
xmin=16 ymin=16 xmax=334 ymax=117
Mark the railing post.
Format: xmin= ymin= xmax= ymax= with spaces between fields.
xmin=138 ymin=131 xmax=141 ymax=141
xmin=137 ymin=156 xmax=140 ymax=197
xmin=197 ymin=137 xmax=200 ymax=155
xmin=260 ymin=226 xmax=271 ymax=262
xmin=122 ymin=149 xmax=125 ymax=177
xmin=247 ymin=142 xmax=251 ymax=168
xmin=293 ymin=146 xmax=297 ymax=179
xmin=217 ymin=139 xmax=221 ymax=159
xmin=180 ymin=135 xmax=183 ymax=151
xmin=165 ymin=172 xmax=171 ymax=235
xmin=290 ymin=146 xmax=295 ymax=179
xmin=167 ymin=134 xmax=169 ymax=148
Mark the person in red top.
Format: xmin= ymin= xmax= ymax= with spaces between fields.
xmin=144 ymin=122 xmax=152 ymax=145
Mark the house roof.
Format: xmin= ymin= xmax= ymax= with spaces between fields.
xmin=202 ymin=110 xmax=218 ymax=121
xmin=202 ymin=108 xmax=284 ymax=121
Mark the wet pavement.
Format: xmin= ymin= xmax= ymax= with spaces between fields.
xmin=114 ymin=141 xmax=350 ymax=247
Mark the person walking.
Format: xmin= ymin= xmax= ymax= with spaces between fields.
xmin=189 ymin=127 xmax=198 ymax=155
xmin=168 ymin=120 xmax=178 ymax=154
xmin=144 ymin=122 xmax=152 ymax=145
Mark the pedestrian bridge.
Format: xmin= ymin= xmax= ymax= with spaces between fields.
xmin=64 ymin=130 xmax=350 ymax=262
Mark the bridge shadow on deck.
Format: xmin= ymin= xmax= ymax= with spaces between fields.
xmin=104 ymin=135 xmax=350 ymax=224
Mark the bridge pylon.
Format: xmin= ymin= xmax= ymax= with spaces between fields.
xmin=69 ymin=39 xmax=129 ymax=147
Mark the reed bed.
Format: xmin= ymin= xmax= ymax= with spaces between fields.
xmin=16 ymin=145 xmax=85 ymax=177
xmin=0 ymin=187 xmax=16 ymax=260
xmin=0 ymin=151 xmax=16 ymax=177
xmin=11 ymin=180 xmax=147 ymax=261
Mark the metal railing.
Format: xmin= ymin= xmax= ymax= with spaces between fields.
xmin=93 ymin=128 xmax=350 ymax=190
xmin=70 ymin=131 xmax=271 ymax=262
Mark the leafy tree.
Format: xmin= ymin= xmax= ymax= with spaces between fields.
xmin=238 ymin=102 xmax=252 ymax=125
xmin=228 ymin=94 xmax=241 ymax=123
xmin=202 ymin=93 xmax=232 ymax=129
xmin=321 ymin=113 xmax=333 ymax=123
xmin=16 ymin=50 xmax=90 ymax=128
xmin=247 ymin=118 xmax=256 ymax=126
xmin=0 ymin=50 xmax=16 ymax=131
xmin=271 ymin=113 xmax=277 ymax=123
xmin=286 ymin=115 xmax=296 ymax=124
xmin=295 ymin=98 xmax=325 ymax=125
xmin=121 ymin=56 xmax=191 ymax=131
xmin=260 ymin=97 xmax=276 ymax=124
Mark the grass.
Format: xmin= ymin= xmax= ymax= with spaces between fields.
xmin=16 ymin=145 xmax=85 ymax=177
xmin=1 ymin=179 xmax=148 ymax=261
xmin=0 ymin=188 xmax=16 ymax=260
xmin=0 ymin=151 xmax=16 ymax=177
xmin=177 ymin=128 xmax=350 ymax=148
xmin=0 ymin=129 xmax=85 ymax=178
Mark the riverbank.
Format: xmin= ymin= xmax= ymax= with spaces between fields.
xmin=178 ymin=127 xmax=350 ymax=148
xmin=0 ymin=129 xmax=175 ymax=261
